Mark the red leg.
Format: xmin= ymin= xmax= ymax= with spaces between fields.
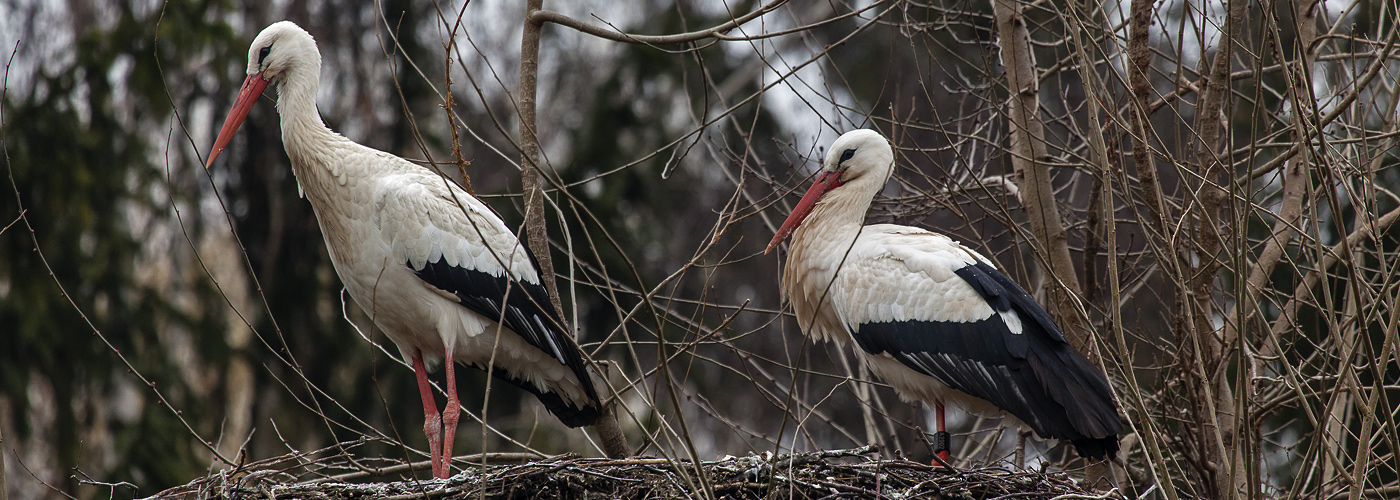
xmin=412 ymin=352 xmax=444 ymax=478
xmin=440 ymin=347 xmax=460 ymax=479
xmin=934 ymin=401 xmax=951 ymax=467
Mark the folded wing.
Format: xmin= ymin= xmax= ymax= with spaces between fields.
xmin=835 ymin=229 xmax=1120 ymax=458
xmin=376 ymin=176 xmax=601 ymax=426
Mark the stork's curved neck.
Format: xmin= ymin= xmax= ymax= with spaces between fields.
xmin=274 ymin=62 xmax=333 ymax=148
xmin=793 ymin=171 xmax=885 ymax=244
xmin=271 ymin=57 xmax=351 ymax=208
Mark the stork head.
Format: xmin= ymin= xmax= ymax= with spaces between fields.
xmin=765 ymin=129 xmax=893 ymax=254
xmin=206 ymin=21 xmax=321 ymax=168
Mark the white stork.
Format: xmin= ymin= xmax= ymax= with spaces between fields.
xmin=205 ymin=21 xmax=602 ymax=478
xmin=765 ymin=129 xmax=1120 ymax=463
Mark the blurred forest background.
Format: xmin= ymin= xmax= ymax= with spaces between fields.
xmin=5 ymin=0 xmax=1400 ymax=498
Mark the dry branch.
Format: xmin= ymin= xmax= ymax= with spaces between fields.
xmin=530 ymin=0 xmax=788 ymax=45
xmin=142 ymin=446 xmax=1120 ymax=500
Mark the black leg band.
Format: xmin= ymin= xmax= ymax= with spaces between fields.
xmin=933 ymin=431 xmax=950 ymax=453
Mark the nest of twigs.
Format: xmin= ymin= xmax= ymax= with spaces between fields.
xmin=143 ymin=444 xmax=1120 ymax=499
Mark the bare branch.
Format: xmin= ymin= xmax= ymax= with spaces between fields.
xmin=531 ymin=0 xmax=790 ymax=45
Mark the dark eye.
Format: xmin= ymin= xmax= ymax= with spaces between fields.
xmin=258 ymin=45 xmax=272 ymax=64
xmin=839 ymin=148 xmax=856 ymax=163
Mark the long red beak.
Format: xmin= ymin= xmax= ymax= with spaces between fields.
xmin=205 ymin=74 xmax=271 ymax=168
xmin=765 ymin=170 xmax=844 ymax=254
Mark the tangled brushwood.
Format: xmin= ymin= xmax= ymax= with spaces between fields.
xmin=140 ymin=445 xmax=1120 ymax=500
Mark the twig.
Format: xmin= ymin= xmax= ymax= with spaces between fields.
xmin=530 ymin=0 xmax=789 ymax=45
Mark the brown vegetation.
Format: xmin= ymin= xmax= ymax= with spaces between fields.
xmin=5 ymin=0 xmax=1400 ymax=499
xmin=144 ymin=445 xmax=1114 ymax=500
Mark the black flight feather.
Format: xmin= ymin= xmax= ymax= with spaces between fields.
xmin=851 ymin=261 xmax=1121 ymax=459
xmin=411 ymin=254 xmax=602 ymax=428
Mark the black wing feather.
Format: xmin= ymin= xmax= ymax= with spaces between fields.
xmin=852 ymin=261 xmax=1120 ymax=458
xmin=412 ymin=255 xmax=602 ymax=427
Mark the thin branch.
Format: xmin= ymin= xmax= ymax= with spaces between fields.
xmin=531 ymin=0 xmax=789 ymax=45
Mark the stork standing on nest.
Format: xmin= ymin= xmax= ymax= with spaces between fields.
xmin=765 ymin=129 xmax=1120 ymax=464
xmin=206 ymin=21 xmax=604 ymax=478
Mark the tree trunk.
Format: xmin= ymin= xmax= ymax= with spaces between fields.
xmin=1186 ymin=0 xmax=1248 ymax=496
xmin=518 ymin=0 xmax=629 ymax=460
xmin=0 ymin=424 xmax=8 ymax=500
xmin=1126 ymin=0 xmax=1167 ymax=234
xmin=989 ymin=0 xmax=1088 ymax=352
xmin=1232 ymin=2 xmax=1315 ymax=493
xmin=517 ymin=0 xmax=561 ymax=316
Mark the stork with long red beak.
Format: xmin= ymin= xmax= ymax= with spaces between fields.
xmin=766 ymin=129 xmax=1121 ymax=463
xmin=206 ymin=21 xmax=603 ymax=478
